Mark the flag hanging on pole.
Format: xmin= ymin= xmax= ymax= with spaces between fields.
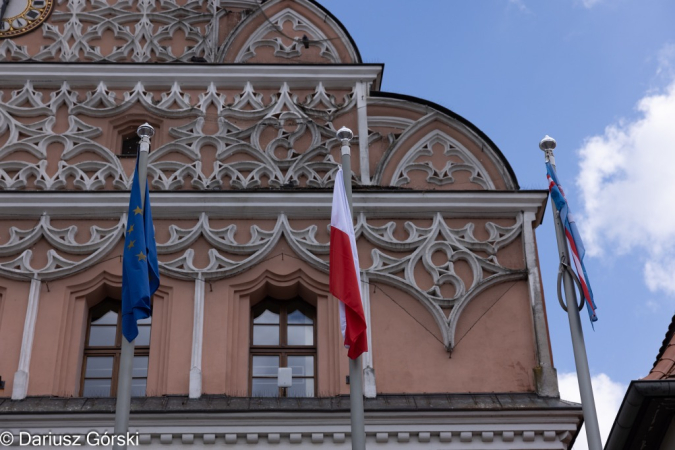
xmin=546 ymin=161 xmax=597 ymax=323
xmin=122 ymin=159 xmax=160 ymax=342
xmin=330 ymin=167 xmax=368 ymax=359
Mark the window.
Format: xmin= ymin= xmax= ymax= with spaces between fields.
xmin=80 ymin=298 xmax=150 ymax=397
xmin=250 ymin=297 xmax=316 ymax=397
xmin=120 ymin=133 xmax=140 ymax=157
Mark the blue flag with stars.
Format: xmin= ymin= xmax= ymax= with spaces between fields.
xmin=122 ymin=159 xmax=159 ymax=342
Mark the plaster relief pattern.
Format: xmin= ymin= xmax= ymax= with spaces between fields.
xmin=2 ymin=0 xmax=222 ymax=62
xmin=0 ymin=213 xmax=524 ymax=350
xmin=232 ymin=7 xmax=340 ymax=63
xmin=0 ymin=81 xmax=356 ymax=190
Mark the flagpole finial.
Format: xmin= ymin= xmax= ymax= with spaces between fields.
xmin=539 ymin=135 xmax=556 ymax=164
xmin=337 ymin=126 xmax=353 ymax=156
xmin=137 ymin=123 xmax=155 ymax=139
xmin=137 ymin=123 xmax=155 ymax=154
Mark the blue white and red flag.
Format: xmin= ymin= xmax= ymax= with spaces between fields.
xmin=546 ymin=161 xmax=598 ymax=323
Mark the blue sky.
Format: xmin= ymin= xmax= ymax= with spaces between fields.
xmin=321 ymin=0 xmax=675 ymax=447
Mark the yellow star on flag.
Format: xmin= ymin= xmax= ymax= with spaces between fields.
xmin=136 ymin=251 xmax=146 ymax=261
xmin=133 ymin=206 xmax=143 ymax=215
xmin=127 ymin=240 xmax=135 ymax=249
xmin=127 ymin=224 xmax=134 ymax=234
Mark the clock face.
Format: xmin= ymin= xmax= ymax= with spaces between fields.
xmin=0 ymin=0 xmax=54 ymax=39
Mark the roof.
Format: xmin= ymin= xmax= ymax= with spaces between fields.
xmin=645 ymin=313 xmax=675 ymax=380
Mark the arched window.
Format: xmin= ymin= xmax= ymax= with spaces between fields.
xmin=250 ymin=297 xmax=316 ymax=397
xmin=80 ymin=298 xmax=151 ymax=397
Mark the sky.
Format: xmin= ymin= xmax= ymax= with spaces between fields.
xmin=320 ymin=1 xmax=675 ymax=448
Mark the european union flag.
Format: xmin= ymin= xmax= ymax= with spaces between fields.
xmin=122 ymin=159 xmax=160 ymax=342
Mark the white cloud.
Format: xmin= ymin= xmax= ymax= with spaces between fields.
xmin=508 ymin=0 xmax=529 ymax=13
xmin=576 ymin=80 xmax=675 ymax=295
xmin=580 ymin=0 xmax=603 ymax=8
xmin=558 ymin=372 xmax=626 ymax=450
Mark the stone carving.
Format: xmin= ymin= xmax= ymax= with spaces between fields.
xmin=0 ymin=212 xmax=524 ymax=349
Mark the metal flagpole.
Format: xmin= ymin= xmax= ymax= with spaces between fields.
xmin=113 ymin=123 xmax=155 ymax=450
xmin=540 ymin=136 xmax=602 ymax=450
xmin=337 ymin=126 xmax=367 ymax=450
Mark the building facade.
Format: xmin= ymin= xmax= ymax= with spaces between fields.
xmin=0 ymin=0 xmax=582 ymax=448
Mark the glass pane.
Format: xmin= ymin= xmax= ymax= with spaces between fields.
xmin=252 ymin=356 xmax=279 ymax=376
xmin=252 ymin=378 xmax=279 ymax=397
xmin=287 ymin=356 xmax=314 ymax=377
xmin=135 ymin=325 xmax=151 ymax=346
xmin=287 ymin=308 xmax=313 ymax=324
xmin=288 ymin=378 xmax=314 ymax=398
xmin=132 ymin=356 xmax=148 ymax=378
xmin=83 ymin=379 xmax=111 ymax=397
xmin=253 ymin=325 xmax=279 ymax=345
xmin=88 ymin=325 xmax=116 ymax=346
xmin=137 ymin=316 xmax=152 ymax=325
xmin=287 ymin=325 xmax=313 ymax=346
xmin=92 ymin=310 xmax=118 ymax=325
xmin=84 ymin=356 xmax=114 ymax=378
xmin=253 ymin=309 xmax=280 ymax=324
xmin=131 ymin=378 xmax=146 ymax=397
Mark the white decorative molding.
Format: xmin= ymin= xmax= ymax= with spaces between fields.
xmin=522 ymin=211 xmax=558 ymax=397
xmin=0 ymin=202 xmax=544 ymax=350
xmin=0 ymin=191 xmax=548 ymax=219
xmin=12 ymin=278 xmax=41 ymax=400
xmin=189 ymin=275 xmax=205 ymax=399
xmin=360 ymin=274 xmax=376 ymax=398
xmin=356 ymin=81 xmax=371 ymax=185
xmin=389 ymin=129 xmax=494 ymax=189
xmin=0 ymin=80 xmax=360 ymax=192
xmin=0 ymin=409 xmax=581 ymax=449
xmin=233 ymin=7 xmax=340 ymax=63
xmin=8 ymin=0 xmax=224 ymax=63
xmin=0 ymin=63 xmax=383 ymax=88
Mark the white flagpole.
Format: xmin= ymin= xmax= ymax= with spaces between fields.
xmin=113 ymin=123 xmax=154 ymax=450
xmin=337 ymin=126 xmax=367 ymax=450
xmin=540 ymin=136 xmax=602 ymax=450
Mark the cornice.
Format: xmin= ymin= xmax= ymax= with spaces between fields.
xmin=0 ymin=190 xmax=549 ymax=222
xmin=0 ymin=63 xmax=384 ymax=89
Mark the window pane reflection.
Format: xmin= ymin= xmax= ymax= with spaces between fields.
xmin=132 ymin=356 xmax=148 ymax=378
xmin=287 ymin=325 xmax=313 ymax=346
xmin=84 ymin=356 xmax=113 ymax=378
xmin=252 ymin=356 xmax=279 ymax=377
xmin=252 ymin=378 xmax=279 ymax=397
xmin=253 ymin=309 xmax=280 ymax=324
xmin=287 ymin=309 xmax=313 ymax=324
xmin=253 ymin=325 xmax=279 ymax=345
xmin=83 ymin=379 xmax=111 ymax=397
xmin=131 ymin=378 xmax=146 ymax=397
xmin=287 ymin=356 xmax=314 ymax=377
xmin=135 ymin=325 xmax=151 ymax=346
xmin=92 ymin=310 xmax=118 ymax=325
xmin=288 ymin=379 xmax=314 ymax=398
xmin=88 ymin=326 xmax=116 ymax=346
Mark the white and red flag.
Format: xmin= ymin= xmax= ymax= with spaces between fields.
xmin=330 ymin=167 xmax=368 ymax=359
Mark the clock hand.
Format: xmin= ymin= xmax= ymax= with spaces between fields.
xmin=0 ymin=0 xmax=10 ymax=24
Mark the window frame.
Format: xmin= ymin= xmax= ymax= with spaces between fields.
xmin=79 ymin=298 xmax=150 ymax=398
xmin=249 ymin=297 xmax=317 ymax=398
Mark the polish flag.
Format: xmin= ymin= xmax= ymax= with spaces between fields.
xmin=330 ymin=167 xmax=368 ymax=360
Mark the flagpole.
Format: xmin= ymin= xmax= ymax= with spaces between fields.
xmin=113 ymin=123 xmax=154 ymax=450
xmin=337 ymin=126 xmax=367 ymax=450
xmin=540 ymin=136 xmax=602 ymax=450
